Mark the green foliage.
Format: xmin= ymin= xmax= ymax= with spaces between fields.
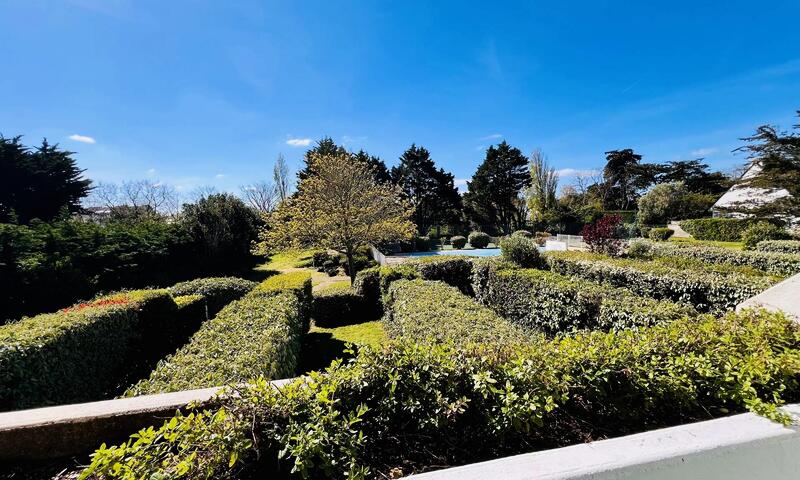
xmin=472 ymin=260 xmax=695 ymax=334
xmin=512 ymin=229 xmax=532 ymax=238
xmin=626 ymin=239 xmax=653 ymax=258
xmin=450 ymin=235 xmax=467 ymax=248
xmin=648 ymin=241 xmax=800 ymax=277
xmin=413 ymin=236 xmax=432 ymax=251
xmin=741 ymin=221 xmax=790 ymax=250
xmin=648 ymin=227 xmax=674 ymax=241
xmin=499 ymin=235 xmax=542 ymax=267
xmin=0 ymin=136 xmax=92 ymax=223
xmin=169 ymin=277 xmax=257 ymax=316
xmin=756 ymin=240 xmax=800 ymax=254
xmin=545 ymin=251 xmax=774 ymax=314
xmin=341 ymin=245 xmax=377 ymax=276
xmin=468 ymin=231 xmax=491 ymax=248
xmin=679 ymin=217 xmax=779 ymax=242
xmin=636 ymin=182 xmax=716 ymax=225
xmin=312 ymin=284 xmax=377 ymax=327
xmin=82 ymin=309 xmax=800 ymax=479
xmin=125 ymin=273 xmax=312 ymax=396
xmin=412 ymin=256 xmax=475 ymax=294
xmin=0 ymin=290 xmax=177 ymax=410
xmin=384 ymin=279 xmax=526 ymax=345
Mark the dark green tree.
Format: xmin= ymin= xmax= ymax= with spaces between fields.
xmin=0 ymin=136 xmax=92 ymax=223
xmin=657 ymin=159 xmax=732 ymax=195
xmin=297 ymin=137 xmax=347 ymax=182
xmin=463 ymin=141 xmax=531 ymax=234
xmin=353 ymin=149 xmax=392 ymax=185
xmin=602 ymin=149 xmax=658 ymax=210
xmin=391 ymin=144 xmax=461 ymax=235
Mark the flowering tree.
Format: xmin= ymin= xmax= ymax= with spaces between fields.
xmin=581 ymin=214 xmax=622 ymax=255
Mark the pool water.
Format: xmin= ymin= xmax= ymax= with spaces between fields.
xmin=402 ymin=248 xmax=502 ymax=258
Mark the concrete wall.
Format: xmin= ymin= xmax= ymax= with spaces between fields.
xmin=737 ymin=272 xmax=800 ymax=323
xmin=408 ymin=404 xmax=800 ymax=480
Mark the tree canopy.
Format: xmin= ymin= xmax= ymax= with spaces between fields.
xmin=657 ymin=159 xmax=731 ymax=195
xmin=602 ymin=149 xmax=657 ymax=210
xmin=526 ymin=149 xmax=559 ymax=222
xmin=0 ymin=136 xmax=92 ymax=223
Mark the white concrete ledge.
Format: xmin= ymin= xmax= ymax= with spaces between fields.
xmin=0 ymin=378 xmax=293 ymax=461
xmin=408 ymin=404 xmax=800 ymax=480
xmin=737 ymin=272 xmax=800 ymax=322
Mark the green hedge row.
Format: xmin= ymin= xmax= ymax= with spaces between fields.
xmin=472 ymin=261 xmax=696 ymax=334
xmin=168 ymin=276 xmax=257 ymax=317
xmin=83 ymin=309 xmax=800 ymax=479
xmin=649 ymin=241 xmax=800 ymax=277
xmin=125 ymin=272 xmax=312 ymax=396
xmin=0 ymin=290 xmax=177 ymax=411
xmin=545 ymin=252 xmax=773 ymax=314
xmin=383 ymin=279 xmax=526 ymax=345
xmin=756 ymin=240 xmax=800 ymax=254
xmin=679 ymin=217 xmax=776 ymax=241
xmin=312 ymin=283 xmax=378 ymax=327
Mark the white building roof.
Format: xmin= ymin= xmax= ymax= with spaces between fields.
xmin=712 ymin=163 xmax=791 ymax=211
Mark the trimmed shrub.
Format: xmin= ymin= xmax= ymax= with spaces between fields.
xmin=545 ymin=251 xmax=773 ymax=314
xmin=312 ymin=284 xmax=377 ymax=327
xmin=581 ymin=215 xmax=622 ymax=255
xmin=384 ymin=279 xmax=526 ymax=345
xmin=648 ymin=242 xmax=800 ymax=277
xmin=468 ymin=231 xmax=491 ymax=248
xmin=512 ymin=229 xmax=533 ymax=238
xmin=626 ymin=239 xmax=653 ymax=259
xmin=741 ymin=221 xmax=790 ymax=250
xmin=83 ymin=309 xmax=800 ymax=479
xmin=0 ymin=290 xmax=177 ymax=410
xmin=648 ymin=227 xmax=674 ymax=241
xmin=500 ymin=235 xmax=542 ymax=268
xmin=414 ymin=236 xmax=432 ymax=252
xmin=679 ymin=218 xmax=781 ymax=242
xmin=125 ymin=273 xmax=312 ymax=396
xmin=342 ymin=245 xmax=378 ymax=277
xmin=450 ymin=235 xmax=467 ymax=249
xmin=169 ymin=276 xmax=257 ymax=317
xmin=472 ymin=261 xmax=695 ymax=334
xmin=756 ymin=240 xmax=800 ymax=254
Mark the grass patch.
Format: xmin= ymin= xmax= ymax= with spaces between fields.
xmin=258 ymin=249 xmax=317 ymax=271
xmin=669 ymin=237 xmax=744 ymax=250
xmin=300 ymin=321 xmax=386 ymax=373
xmin=311 ymin=320 xmax=386 ymax=348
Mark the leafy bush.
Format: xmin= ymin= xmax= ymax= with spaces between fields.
xmin=756 ymin=240 xmax=800 ymax=254
xmin=648 ymin=241 xmax=800 ymax=277
xmin=648 ymin=227 xmax=674 ymax=242
xmin=125 ymin=273 xmax=312 ymax=396
xmin=545 ymin=251 xmax=773 ymax=314
xmin=413 ymin=236 xmax=432 ymax=252
xmin=472 ymin=260 xmax=695 ymax=334
xmin=534 ymin=231 xmax=551 ymax=246
xmin=450 ymin=235 xmax=467 ymax=249
xmin=82 ymin=309 xmax=800 ymax=479
xmin=341 ymin=245 xmax=377 ymax=277
xmin=512 ymin=229 xmax=532 ymax=238
xmin=626 ymin=239 xmax=653 ymax=258
xmin=169 ymin=277 xmax=257 ymax=316
xmin=468 ymin=231 xmax=491 ymax=248
xmin=384 ymin=279 xmax=526 ymax=345
xmin=312 ymin=284 xmax=377 ymax=327
xmin=0 ymin=290 xmax=177 ymax=410
xmin=500 ymin=235 xmax=542 ymax=268
xmin=679 ymin=218 xmax=781 ymax=242
xmin=581 ymin=215 xmax=622 ymax=255
xmin=741 ymin=221 xmax=790 ymax=250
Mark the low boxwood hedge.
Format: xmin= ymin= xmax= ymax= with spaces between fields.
xmin=756 ymin=239 xmax=800 ymax=254
xmin=125 ymin=272 xmax=312 ymax=396
xmin=679 ymin=217 xmax=775 ymax=241
xmin=472 ymin=260 xmax=696 ymax=334
xmin=82 ymin=308 xmax=800 ymax=479
xmin=383 ymin=279 xmax=526 ymax=345
xmin=312 ymin=283 xmax=377 ymax=327
xmin=168 ymin=276 xmax=257 ymax=317
xmin=545 ymin=252 xmax=773 ymax=314
xmin=0 ymin=290 xmax=177 ymax=411
xmin=648 ymin=241 xmax=800 ymax=277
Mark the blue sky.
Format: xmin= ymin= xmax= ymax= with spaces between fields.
xmin=2 ymin=0 xmax=800 ymax=195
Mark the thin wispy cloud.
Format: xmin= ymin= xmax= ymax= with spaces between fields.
xmin=691 ymin=147 xmax=718 ymax=157
xmin=286 ymin=137 xmax=311 ymax=147
xmin=454 ymin=178 xmax=469 ymax=192
xmin=146 ymin=168 xmax=157 ymax=175
xmin=215 ymin=173 xmax=226 ymax=179
xmin=479 ymin=133 xmax=503 ymax=140
xmin=342 ymin=135 xmax=367 ymax=145
xmin=556 ymin=168 xmax=600 ymax=178
xmin=69 ymin=134 xmax=96 ymax=144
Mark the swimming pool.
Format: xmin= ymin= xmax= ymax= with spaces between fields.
xmin=399 ymin=248 xmax=502 ymax=258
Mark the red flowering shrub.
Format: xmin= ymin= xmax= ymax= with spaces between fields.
xmin=61 ymin=297 xmax=129 ymax=313
xmin=581 ymin=215 xmax=623 ymax=255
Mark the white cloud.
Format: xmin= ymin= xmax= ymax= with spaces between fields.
xmin=454 ymin=178 xmax=469 ymax=192
xmin=286 ymin=137 xmax=311 ymax=147
xmin=68 ymin=134 xmax=96 ymax=144
xmin=342 ymin=135 xmax=367 ymax=144
xmin=691 ymin=147 xmax=718 ymax=157
xmin=479 ymin=133 xmax=503 ymax=141
xmin=215 ymin=173 xmax=226 ymax=179
xmin=146 ymin=168 xmax=157 ymax=175
xmin=556 ymin=168 xmax=601 ymax=178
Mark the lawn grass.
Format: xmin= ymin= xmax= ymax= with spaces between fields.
xmin=668 ymin=237 xmax=744 ymax=250
xmin=311 ymin=321 xmax=387 ymax=349
xmin=257 ymin=249 xmax=317 ymax=271
xmin=299 ymin=321 xmax=386 ymax=374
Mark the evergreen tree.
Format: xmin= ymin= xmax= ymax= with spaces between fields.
xmin=657 ymin=159 xmax=731 ymax=195
xmin=297 ymin=137 xmax=347 ymax=182
xmin=391 ymin=144 xmax=461 ymax=235
xmin=602 ymin=149 xmax=657 ymax=210
xmin=0 ymin=136 xmax=92 ymax=223
xmin=353 ymin=149 xmax=392 ymax=185
xmin=463 ymin=141 xmax=531 ymax=234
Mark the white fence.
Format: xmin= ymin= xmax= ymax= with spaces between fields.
xmin=555 ymin=234 xmax=586 ymax=249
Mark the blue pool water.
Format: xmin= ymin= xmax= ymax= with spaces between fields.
xmin=401 ymin=248 xmax=501 ymax=258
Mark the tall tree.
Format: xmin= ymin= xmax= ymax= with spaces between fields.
xmin=657 ymin=159 xmax=732 ymax=195
xmin=463 ymin=141 xmax=531 ymax=234
xmin=273 ymin=153 xmax=291 ymax=201
xmin=297 ymin=137 xmax=347 ymax=182
xmin=526 ymin=149 xmax=559 ymax=222
xmin=602 ymin=149 xmax=657 ymax=210
xmin=0 ymin=136 xmax=92 ymax=223
xmin=354 ymin=149 xmax=392 ymax=185
xmin=259 ymin=151 xmax=414 ymax=283
xmin=391 ymin=144 xmax=461 ymax=235
xmin=240 ymin=181 xmax=279 ymax=214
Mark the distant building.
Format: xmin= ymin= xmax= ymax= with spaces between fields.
xmin=75 ymin=206 xmax=112 ymax=223
xmin=711 ymin=163 xmax=792 ymax=219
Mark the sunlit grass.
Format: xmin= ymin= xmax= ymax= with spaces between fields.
xmin=669 ymin=237 xmax=744 ymax=250
xmin=310 ymin=321 xmax=387 ymax=349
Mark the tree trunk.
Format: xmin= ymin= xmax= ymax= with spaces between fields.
xmin=346 ymin=245 xmax=356 ymax=285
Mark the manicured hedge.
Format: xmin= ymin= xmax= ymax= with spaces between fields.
xmin=83 ymin=309 xmax=800 ymax=479
xmin=168 ymin=276 xmax=257 ymax=317
xmin=312 ymin=283 xmax=377 ymax=327
xmin=545 ymin=252 xmax=773 ymax=314
xmin=756 ymin=240 xmax=800 ymax=254
xmin=383 ymin=279 xmax=526 ymax=345
xmin=125 ymin=272 xmax=312 ymax=396
xmin=648 ymin=241 xmax=800 ymax=277
xmin=679 ymin=217 xmax=783 ymax=242
xmin=0 ymin=290 xmax=177 ymax=411
xmin=472 ymin=261 xmax=696 ymax=334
